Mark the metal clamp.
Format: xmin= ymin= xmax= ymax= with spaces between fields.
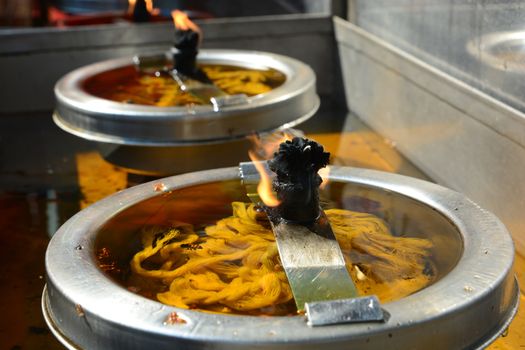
xmin=305 ymin=295 xmax=384 ymax=326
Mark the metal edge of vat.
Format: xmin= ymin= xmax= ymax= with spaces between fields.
xmin=92 ymin=128 xmax=306 ymax=176
xmin=53 ymin=49 xmax=319 ymax=146
xmin=42 ymin=285 xmax=80 ymax=350
xmin=43 ymin=166 xmax=519 ymax=350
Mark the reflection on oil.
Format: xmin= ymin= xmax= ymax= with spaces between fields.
xmin=83 ymin=64 xmax=286 ymax=107
xmin=76 ymin=152 xmax=127 ymax=209
xmin=0 ymin=191 xmax=80 ymax=350
xmin=96 ymin=180 xmax=462 ymax=316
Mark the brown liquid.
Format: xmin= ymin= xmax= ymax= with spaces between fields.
xmin=95 ymin=181 xmax=459 ymax=316
xmin=83 ymin=64 xmax=286 ymax=106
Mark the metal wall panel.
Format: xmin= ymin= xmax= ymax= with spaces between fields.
xmin=348 ymin=0 xmax=525 ymax=114
xmin=335 ymin=17 xmax=525 ymax=253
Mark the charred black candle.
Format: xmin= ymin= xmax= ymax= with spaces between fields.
xmin=268 ymin=137 xmax=330 ymax=223
xmin=132 ymin=0 xmax=151 ymax=23
xmin=173 ymin=27 xmax=199 ymax=75
xmin=171 ymin=10 xmax=210 ymax=82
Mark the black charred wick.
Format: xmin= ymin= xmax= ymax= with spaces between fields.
xmin=268 ymin=137 xmax=330 ymax=223
xmin=173 ymin=25 xmax=211 ymax=82
xmin=132 ymin=0 xmax=151 ymax=23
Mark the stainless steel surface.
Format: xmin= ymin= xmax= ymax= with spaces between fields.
xmin=349 ymin=0 xmax=525 ymax=113
xmin=269 ymin=216 xmax=358 ymax=311
xmin=97 ymin=131 xmax=303 ymax=177
xmin=44 ymin=166 xmax=518 ymax=349
xmin=0 ymin=14 xmax=331 ymax=55
xmin=467 ymin=31 xmax=525 ymax=74
xmin=335 ymin=16 xmax=525 ymax=254
xmin=99 ymin=138 xmax=253 ymax=175
xmin=41 ymin=285 xmax=78 ymax=350
xmin=210 ymin=94 xmax=249 ymax=111
xmin=239 ymin=160 xmax=357 ymax=311
xmin=53 ymin=49 xmax=319 ymax=145
xmin=305 ymin=296 xmax=384 ymax=326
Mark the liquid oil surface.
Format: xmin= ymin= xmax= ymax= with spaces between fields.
xmin=83 ymin=64 xmax=286 ymax=106
xmin=96 ymin=180 xmax=462 ymax=316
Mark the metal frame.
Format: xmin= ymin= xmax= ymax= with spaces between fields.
xmin=334 ymin=17 xmax=525 ymax=254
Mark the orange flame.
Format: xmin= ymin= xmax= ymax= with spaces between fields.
xmin=318 ymin=166 xmax=331 ymax=190
xmin=128 ymin=0 xmax=156 ymax=14
xmin=128 ymin=0 xmax=136 ymax=13
xmin=248 ymin=150 xmax=281 ymax=207
xmin=246 ymin=130 xmax=303 ymax=207
xmin=171 ymin=9 xmax=201 ymax=33
xmin=246 ymin=130 xmax=297 ymax=160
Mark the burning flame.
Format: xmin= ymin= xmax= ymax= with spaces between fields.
xmin=318 ymin=166 xmax=331 ymax=190
xmin=248 ymin=150 xmax=280 ymax=207
xmin=245 ymin=130 xmax=301 ymax=207
xmin=247 ymin=130 xmax=297 ymax=160
xmin=171 ymin=9 xmax=201 ymax=33
xmin=128 ymin=0 xmax=156 ymax=14
xmin=247 ymin=130 xmax=320 ymax=207
xmin=128 ymin=0 xmax=136 ymax=13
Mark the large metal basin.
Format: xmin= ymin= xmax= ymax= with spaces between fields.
xmin=53 ymin=49 xmax=318 ymax=174
xmin=53 ymin=49 xmax=319 ymax=145
xmin=43 ymin=166 xmax=518 ymax=349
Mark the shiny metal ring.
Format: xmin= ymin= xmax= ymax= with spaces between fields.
xmin=44 ymin=166 xmax=518 ymax=349
xmin=53 ymin=49 xmax=319 ymax=146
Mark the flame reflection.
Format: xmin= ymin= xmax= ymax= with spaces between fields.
xmin=247 ymin=150 xmax=280 ymax=207
xmin=246 ymin=130 xmax=304 ymax=207
xmin=246 ymin=130 xmax=298 ymax=160
xmin=318 ymin=166 xmax=331 ymax=190
xmin=171 ymin=9 xmax=200 ymax=33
